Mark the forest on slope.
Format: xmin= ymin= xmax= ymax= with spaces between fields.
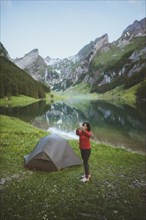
xmin=0 ymin=56 xmax=50 ymax=99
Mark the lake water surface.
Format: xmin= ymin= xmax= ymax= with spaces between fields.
xmin=0 ymin=99 xmax=145 ymax=154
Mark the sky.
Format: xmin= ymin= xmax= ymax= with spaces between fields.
xmin=0 ymin=0 xmax=145 ymax=59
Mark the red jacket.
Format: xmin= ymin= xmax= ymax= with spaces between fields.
xmin=76 ymin=129 xmax=92 ymax=149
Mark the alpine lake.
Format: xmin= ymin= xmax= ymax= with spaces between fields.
xmin=0 ymin=98 xmax=145 ymax=154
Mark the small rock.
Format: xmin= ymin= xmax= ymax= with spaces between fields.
xmin=0 ymin=178 xmax=6 ymax=185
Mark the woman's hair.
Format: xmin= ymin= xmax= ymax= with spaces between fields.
xmin=82 ymin=122 xmax=91 ymax=131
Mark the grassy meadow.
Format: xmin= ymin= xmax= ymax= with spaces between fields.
xmin=0 ymin=95 xmax=39 ymax=107
xmin=0 ymin=115 xmax=146 ymax=220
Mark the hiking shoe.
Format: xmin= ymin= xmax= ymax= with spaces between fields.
xmin=80 ymin=177 xmax=89 ymax=182
xmin=81 ymin=174 xmax=91 ymax=179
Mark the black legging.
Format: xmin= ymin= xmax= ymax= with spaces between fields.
xmin=81 ymin=149 xmax=91 ymax=178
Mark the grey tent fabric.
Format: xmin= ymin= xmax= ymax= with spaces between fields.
xmin=24 ymin=134 xmax=82 ymax=172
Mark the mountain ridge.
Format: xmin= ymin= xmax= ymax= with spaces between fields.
xmin=1 ymin=18 xmax=146 ymax=98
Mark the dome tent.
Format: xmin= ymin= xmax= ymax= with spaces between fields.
xmin=24 ymin=134 xmax=82 ymax=172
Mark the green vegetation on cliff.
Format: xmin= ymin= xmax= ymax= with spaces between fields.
xmin=89 ymin=36 xmax=146 ymax=95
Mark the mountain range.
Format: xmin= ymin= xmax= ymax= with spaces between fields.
xmin=1 ymin=17 xmax=146 ymax=99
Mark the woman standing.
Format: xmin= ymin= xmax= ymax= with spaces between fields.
xmin=76 ymin=122 xmax=92 ymax=182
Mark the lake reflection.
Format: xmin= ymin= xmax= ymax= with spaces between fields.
xmin=0 ymin=100 xmax=145 ymax=154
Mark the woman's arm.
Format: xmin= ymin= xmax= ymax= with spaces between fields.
xmin=76 ymin=128 xmax=83 ymax=135
xmin=82 ymin=130 xmax=92 ymax=138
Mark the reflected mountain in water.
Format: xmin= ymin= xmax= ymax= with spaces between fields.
xmin=0 ymin=101 xmax=50 ymax=120
xmin=0 ymin=99 xmax=145 ymax=154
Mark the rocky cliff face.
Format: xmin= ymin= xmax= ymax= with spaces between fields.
xmin=52 ymin=34 xmax=109 ymax=91
xmin=14 ymin=49 xmax=47 ymax=82
xmin=121 ymin=17 xmax=146 ymax=40
xmin=89 ymin=18 xmax=146 ymax=93
xmin=0 ymin=42 xmax=10 ymax=59
xmin=12 ymin=18 xmax=146 ymax=92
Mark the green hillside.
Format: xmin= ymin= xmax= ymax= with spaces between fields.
xmin=0 ymin=56 xmax=50 ymax=99
xmin=90 ymin=37 xmax=146 ymax=73
xmin=89 ymin=36 xmax=146 ymax=97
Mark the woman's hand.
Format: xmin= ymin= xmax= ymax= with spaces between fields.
xmin=80 ymin=127 xmax=85 ymax=132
